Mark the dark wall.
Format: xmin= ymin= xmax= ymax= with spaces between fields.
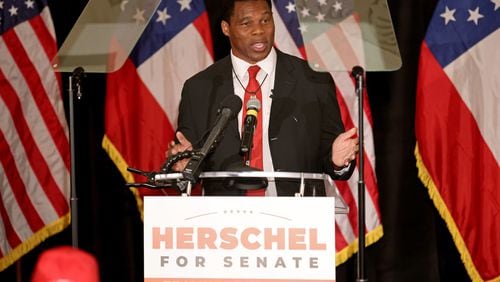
xmin=0 ymin=0 xmax=470 ymax=281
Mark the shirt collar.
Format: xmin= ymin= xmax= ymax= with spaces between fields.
xmin=230 ymin=47 xmax=277 ymax=79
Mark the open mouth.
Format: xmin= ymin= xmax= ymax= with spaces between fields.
xmin=251 ymin=42 xmax=267 ymax=52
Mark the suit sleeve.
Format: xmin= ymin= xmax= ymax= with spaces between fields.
xmin=177 ymin=79 xmax=199 ymax=147
xmin=319 ymin=73 xmax=355 ymax=180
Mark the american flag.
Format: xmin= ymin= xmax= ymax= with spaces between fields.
xmin=292 ymin=0 xmax=401 ymax=72
xmin=0 ymin=0 xmax=70 ymax=271
xmin=103 ymin=0 xmax=213 ymax=211
xmin=416 ymin=0 xmax=500 ymax=280
xmin=272 ymin=0 xmax=382 ymax=265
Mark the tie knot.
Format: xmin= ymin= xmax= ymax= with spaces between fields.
xmin=247 ymin=65 xmax=260 ymax=79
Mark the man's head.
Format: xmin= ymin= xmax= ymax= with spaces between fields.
xmin=221 ymin=0 xmax=275 ymax=64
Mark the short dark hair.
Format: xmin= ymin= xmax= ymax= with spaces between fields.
xmin=221 ymin=0 xmax=272 ymax=23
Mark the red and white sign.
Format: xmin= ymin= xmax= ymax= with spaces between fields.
xmin=144 ymin=196 xmax=336 ymax=281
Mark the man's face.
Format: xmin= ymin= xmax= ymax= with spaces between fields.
xmin=221 ymin=0 xmax=275 ymax=64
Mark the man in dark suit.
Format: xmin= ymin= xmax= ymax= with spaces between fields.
xmin=169 ymin=0 xmax=359 ymax=196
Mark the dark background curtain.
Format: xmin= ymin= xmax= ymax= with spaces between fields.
xmin=0 ymin=0 xmax=471 ymax=281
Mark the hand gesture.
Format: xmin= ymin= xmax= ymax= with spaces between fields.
xmin=331 ymin=127 xmax=359 ymax=168
xmin=166 ymin=131 xmax=192 ymax=172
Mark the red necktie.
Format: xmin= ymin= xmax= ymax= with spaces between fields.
xmin=243 ymin=65 xmax=265 ymax=196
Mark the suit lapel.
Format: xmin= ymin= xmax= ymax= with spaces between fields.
xmin=269 ymin=51 xmax=297 ymax=138
xmin=212 ymin=57 xmax=240 ymax=142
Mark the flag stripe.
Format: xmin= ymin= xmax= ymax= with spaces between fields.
xmin=324 ymin=73 xmax=381 ymax=229
xmin=341 ymin=165 xmax=380 ymax=231
xmin=106 ymin=58 xmax=175 ymax=172
xmin=0 ymin=92 xmax=62 ymax=229
xmin=0 ymin=70 xmax=68 ymax=218
xmin=273 ymin=0 xmax=304 ymax=48
xmin=39 ymin=8 xmax=57 ymax=41
xmin=334 ymin=180 xmax=358 ymax=235
xmin=0 ymin=192 xmax=22 ymax=252
xmin=334 ymin=222 xmax=349 ymax=251
xmin=418 ymin=19 xmax=499 ymax=273
xmin=0 ymin=122 xmax=45 ymax=233
xmin=443 ymin=30 xmax=500 ymax=162
xmin=29 ymin=15 xmax=57 ymax=70
xmin=312 ymin=62 xmax=380 ymax=217
xmin=0 ymin=0 xmax=70 ymax=271
xmin=8 ymin=24 xmax=69 ymax=193
xmin=2 ymin=29 xmax=69 ymax=171
xmin=316 ymin=23 xmax=361 ymax=71
xmin=29 ymin=13 xmax=64 ymax=99
xmin=335 ymin=212 xmax=355 ymax=244
xmin=0 ymin=56 xmax=68 ymax=217
xmin=136 ymin=24 xmax=212 ymax=127
xmin=192 ymin=11 xmax=214 ymax=60
xmin=104 ymin=0 xmax=214 ymax=213
xmin=417 ymin=38 xmax=500 ymax=280
xmin=334 ymin=84 xmax=381 ymax=220
xmin=271 ymin=0 xmax=382 ymax=262
xmin=130 ymin=1 xmax=207 ymax=66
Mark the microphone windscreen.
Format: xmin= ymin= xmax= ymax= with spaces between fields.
xmin=246 ymin=97 xmax=261 ymax=111
xmin=219 ymin=95 xmax=242 ymax=118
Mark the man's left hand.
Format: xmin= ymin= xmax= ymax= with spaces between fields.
xmin=331 ymin=127 xmax=359 ymax=168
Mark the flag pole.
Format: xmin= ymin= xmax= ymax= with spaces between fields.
xmin=352 ymin=66 xmax=367 ymax=282
xmin=68 ymin=67 xmax=85 ymax=248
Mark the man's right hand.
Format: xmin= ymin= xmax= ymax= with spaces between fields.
xmin=167 ymin=131 xmax=192 ymax=172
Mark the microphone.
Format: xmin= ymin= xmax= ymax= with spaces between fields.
xmin=182 ymin=95 xmax=242 ymax=184
xmin=240 ymin=96 xmax=261 ymax=154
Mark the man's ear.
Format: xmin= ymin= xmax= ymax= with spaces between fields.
xmin=221 ymin=20 xmax=230 ymax=37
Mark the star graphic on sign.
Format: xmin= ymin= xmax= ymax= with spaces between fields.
xmin=177 ymin=0 xmax=192 ymax=12
xmin=440 ymin=6 xmax=456 ymax=25
xmin=492 ymin=0 xmax=500 ymax=11
xmin=285 ymin=2 xmax=295 ymax=13
xmin=300 ymin=6 xmax=310 ymax=18
xmin=25 ymin=0 xmax=35 ymax=9
xmin=132 ymin=8 xmax=146 ymax=24
xmin=9 ymin=5 xmax=18 ymax=16
xmin=315 ymin=12 xmax=325 ymax=22
xmin=467 ymin=7 xmax=484 ymax=25
xmin=156 ymin=7 xmax=171 ymax=26
xmin=333 ymin=1 xmax=343 ymax=12
xmin=317 ymin=0 xmax=327 ymax=6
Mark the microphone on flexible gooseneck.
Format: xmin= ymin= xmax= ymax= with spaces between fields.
xmin=225 ymin=96 xmax=267 ymax=191
xmin=182 ymin=95 xmax=242 ymax=184
xmin=240 ymin=96 xmax=261 ymax=156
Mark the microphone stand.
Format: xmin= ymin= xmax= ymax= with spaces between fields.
xmin=243 ymin=141 xmax=252 ymax=167
xmin=352 ymin=66 xmax=367 ymax=282
xmin=68 ymin=67 xmax=85 ymax=248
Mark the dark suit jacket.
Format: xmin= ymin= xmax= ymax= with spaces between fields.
xmin=177 ymin=49 xmax=354 ymax=196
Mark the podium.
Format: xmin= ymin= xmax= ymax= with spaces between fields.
xmin=144 ymin=171 xmax=347 ymax=282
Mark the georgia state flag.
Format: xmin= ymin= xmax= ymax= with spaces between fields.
xmin=104 ymin=0 xmax=213 ymax=201
xmin=416 ymin=0 xmax=500 ymax=280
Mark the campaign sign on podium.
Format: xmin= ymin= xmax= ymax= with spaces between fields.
xmin=144 ymin=197 xmax=336 ymax=281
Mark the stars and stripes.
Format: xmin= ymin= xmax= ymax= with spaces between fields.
xmin=272 ymin=0 xmax=383 ymax=265
xmin=103 ymin=0 xmax=213 ymax=210
xmin=416 ymin=0 xmax=500 ymax=280
xmin=0 ymin=0 xmax=70 ymax=271
xmin=295 ymin=0 xmax=354 ymax=24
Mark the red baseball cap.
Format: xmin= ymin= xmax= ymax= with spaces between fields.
xmin=31 ymin=246 xmax=99 ymax=282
